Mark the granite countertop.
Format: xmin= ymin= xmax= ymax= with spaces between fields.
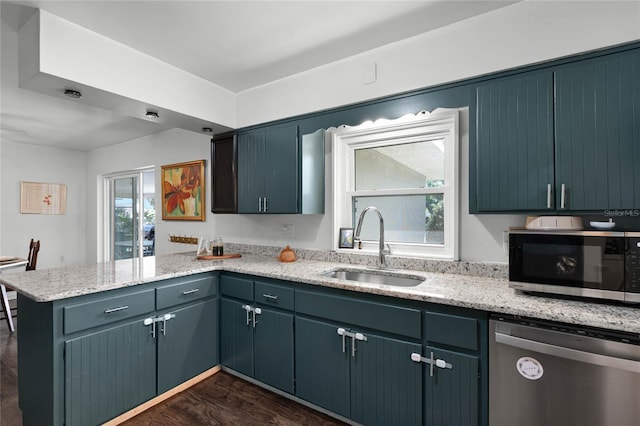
xmin=2 ymin=251 xmax=639 ymax=334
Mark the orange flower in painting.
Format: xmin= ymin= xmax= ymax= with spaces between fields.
xmin=163 ymin=165 xmax=202 ymax=214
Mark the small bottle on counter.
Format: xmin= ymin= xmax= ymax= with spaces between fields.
xmin=212 ymin=236 xmax=224 ymax=256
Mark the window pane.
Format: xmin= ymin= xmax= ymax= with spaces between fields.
xmin=354 ymin=140 xmax=444 ymax=190
xmin=353 ymin=195 xmax=444 ymax=245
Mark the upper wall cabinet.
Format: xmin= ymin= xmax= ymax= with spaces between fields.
xmin=475 ymin=71 xmax=554 ymax=212
xmin=238 ymin=124 xmax=299 ymax=213
xmin=236 ymin=124 xmax=325 ymax=214
xmin=473 ymin=47 xmax=640 ymax=213
xmin=554 ymin=49 xmax=640 ymax=211
xmin=211 ymin=133 xmax=238 ymax=213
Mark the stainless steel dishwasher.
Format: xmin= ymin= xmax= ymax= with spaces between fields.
xmin=489 ymin=315 xmax=640 ymax=426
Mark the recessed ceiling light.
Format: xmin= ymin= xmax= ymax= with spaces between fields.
xmin=64 ymin=89 xmax=82 ymax=99
xmin=145 ymin=111 xmax=159 ymax=119
xmin=202 ymin=127 xmax=213 ymax=133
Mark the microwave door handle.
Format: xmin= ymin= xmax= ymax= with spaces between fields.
xmin=495 ymin=332 xmax=640 ymax=373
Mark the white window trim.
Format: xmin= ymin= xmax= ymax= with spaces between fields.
xmin=331 ymin=109 xmax=459 ymax=260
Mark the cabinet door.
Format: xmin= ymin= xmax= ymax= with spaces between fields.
xmin=211 ymin=134 xmax=237 ymax=213
xmin=220 ymin=297 xmax=253 ymax=376
xmin=253 ymin=308 xmax=294 ymax=393
xmin=555 ymin=49 xmax=640 ymax=211
xmin=263 ymin=125 xmax=299 ymax=213
xmin=295 ymin=317 xmax=350 ymax=418
xmin=157 ymin=298 xmax=218 ymax=393
xmin=350 ymin=333 xmax=422 ymax=426
xmin=424 ymin=346 xmax=479 ymax=426
xmin=237 ymin=131 xmax=265 ymax=213
xmin=475 ymin=72 xmax=554 ymax=211
xmin=64 ymin=320 xmax=156 ymax=426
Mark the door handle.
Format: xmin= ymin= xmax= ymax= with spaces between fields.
xmin=143 ymin=317 xmax=156 ymax=338
xmin=252 ymin=307 xmax=261 ymax=328
xmin=560 ymin=183 xmax=566 ymax=209
xmin=104 ymin=305 xmax=128 ymax=314
xmin=160 ymin=313 xmax=175 ymax=336
xmin=242 ymin=304 xmax=252 ymax=326
xmin=547 ymin=183 xmax=552 ymax=209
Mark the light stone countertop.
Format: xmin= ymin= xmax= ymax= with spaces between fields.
xmin=2 ymin=251 xmax=640 ymax=334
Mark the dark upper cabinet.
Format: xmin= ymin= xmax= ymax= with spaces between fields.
xmin=211 ymin=133 xmax=237 ymax=213
xmin=237 ymin=124 xmax=299 ymax=214
xmin=554 ymin=49 xmax=640 ymax=211
xmin=473 ymin=46 xmax=640 ymax=213
xmin=475 ymin=71 xmax=554 ymax=212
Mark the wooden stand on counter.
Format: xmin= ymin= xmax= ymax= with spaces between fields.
xmin=196 ymin=253 xmax=242 ymax=260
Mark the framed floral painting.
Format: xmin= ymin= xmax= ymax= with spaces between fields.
xmin=161 ymin=160 xmax=205 ymax=221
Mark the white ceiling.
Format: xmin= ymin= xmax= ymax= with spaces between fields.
xmin=0 ymin=0 xmax=517 ymax=151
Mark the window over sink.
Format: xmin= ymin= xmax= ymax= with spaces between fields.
xmin=332 ymin=109 xmax=459 ymax=259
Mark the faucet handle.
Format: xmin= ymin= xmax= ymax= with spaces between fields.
xmin=383 ymin=243 xmax=391 ymax=254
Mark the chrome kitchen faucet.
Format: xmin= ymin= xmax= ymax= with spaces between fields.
xmin=353 ymin=206 xmax=391 ymax=269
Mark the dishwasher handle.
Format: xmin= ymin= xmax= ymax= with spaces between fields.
xmin=495 ymin=331 xmax=640 ymax=373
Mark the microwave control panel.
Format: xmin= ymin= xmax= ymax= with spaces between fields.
xmin=626 ymin=237 xmax=640 ymax=293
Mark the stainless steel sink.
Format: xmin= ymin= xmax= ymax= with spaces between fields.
xmin=321 ymin=268 xmax=425 ymax=287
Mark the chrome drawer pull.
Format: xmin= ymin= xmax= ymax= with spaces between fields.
xmin=182 ymin=289 xmax=200 ymax=295
xmin=262 ymin=293 xmax=278 ymax=301
xmin=104 ymin=305 xmax=128 ymax=314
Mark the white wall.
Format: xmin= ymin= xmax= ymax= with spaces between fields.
xmin=237 ymin=1 xmax=640 ymax=125
xmin=0 ymin=140 xmax=87 ymax=269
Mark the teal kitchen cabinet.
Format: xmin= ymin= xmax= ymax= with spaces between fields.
xmin=475 ymin=71 xmax=554 ymax=212
xmin=413 ymin=310 xmax=486 ymax=426
xmin=19 ymin=273 xmax=219 ymax=426
xmin=64 ymin=315 xmax=157 ymax=426
xmin=473 ymin=46 xmax=640 ymax=213
xmin=295 ymin=288 xmax=423 ymax=425
xmin=156 ymin=297 xmax=218 ymax=393
xmin=237 ymin=124 xmax=299 ymax=213
xmin=219 ymin=273 xmax=294 ymax=393
xmin=554 ymin=48 xmax=640 ymax=211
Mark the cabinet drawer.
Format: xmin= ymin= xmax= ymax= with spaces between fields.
xmin=220 ymin=274 xmax=253 ymax=301
xmin=156 ymin=274 xmax=218 ymax=310
xmin=254 ymin=280 xmax=294 ymax=310
xmin=64 ymin=289 xmax=155 ymax=334
xmin=296 ymin=289 xmax=421 ymax=339
xmin=424 ymin=311 xmax=478 ymax=351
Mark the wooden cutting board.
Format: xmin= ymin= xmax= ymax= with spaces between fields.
xmin=197 ymin=253 xmax=241 ymax=260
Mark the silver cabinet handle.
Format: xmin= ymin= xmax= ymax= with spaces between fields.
xmin=560 ymin=183 xmax=566 ymax=209
xmin=182 ymin=289 xmax=199 ymax=295
xmin=160 ymin=313 xmax=175 ymax=336
xmin=104 ymin=305 xmax=128 ymax=314
xmin=547 ymin=183 xmax=552 ymax=209
xmin=242 ymin=304 xmax=252 ymax=326
xmin=262 ymin=293 xmax=278 ymax=301
xmin=337 ymin=327 xmax=347 ymax=353
xmin=252 ymin=307 xmax=261 ymax=328
xmin=258 ymin=197 xmax=262 ymax=212
xmin=143 ymin=317 xmax=156 ymax=338
xmin=264 ymin=197 xmax=268 ymax=212
xmin=410 ymin=352 xmax=452 ymax=376
xmin=352 ymin=332 xmax=367 ymax=357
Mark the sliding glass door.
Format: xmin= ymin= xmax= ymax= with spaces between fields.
xmin=105 ymin=169 xmax=155 ymax=261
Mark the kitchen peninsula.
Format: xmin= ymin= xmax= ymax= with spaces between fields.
xmin=3 ymin=250 xmax=640 ymax=426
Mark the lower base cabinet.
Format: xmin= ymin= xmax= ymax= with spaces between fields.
xmin=64 ymin=320 xmax=157 ymax=426
xmin=220 ymin=274 xmax=295 ymax=394
xmin=295 ymin=317 xmax=423 ymax=425
xmin=157 ymin=298 xmax=219 ymax=393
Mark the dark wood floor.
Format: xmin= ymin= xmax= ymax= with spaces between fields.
xmin=0 ymin=317 xmax=346 ymax=426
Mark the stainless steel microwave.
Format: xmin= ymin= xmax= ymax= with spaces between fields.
xmin=509 ymin=230 xmax=640 ymax=303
